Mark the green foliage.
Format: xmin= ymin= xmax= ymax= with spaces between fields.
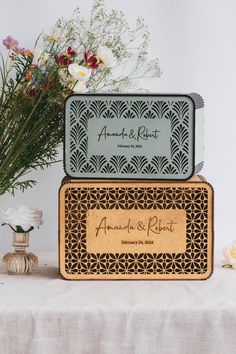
xmin=0 ymin=53 xmax=68 ymax=195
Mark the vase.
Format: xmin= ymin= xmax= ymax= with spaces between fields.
xmin=2 ymin=232 xmax=38 ymax=275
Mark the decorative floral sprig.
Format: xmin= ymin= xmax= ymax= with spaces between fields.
xmin=223 ymin=241 xmax=236 ymax=269
xmin=3 ymin=36 xmax=19 ymax=50
xmin=1 ymin=206 xmax=43 ymax=233
xmin=0 ymin=0 xmax=161 ymax=195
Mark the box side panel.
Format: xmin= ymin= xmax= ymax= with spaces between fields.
xmin=194 ymin=107 xmax=204 ymax=173
xmin=58 ymin=184 xmax=70 ymax=279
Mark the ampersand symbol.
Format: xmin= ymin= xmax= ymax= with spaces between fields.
xmin=129 ymin=129 xmax=136 ymax=139
xmin=137 ymin=221 xmax=146 ymax=231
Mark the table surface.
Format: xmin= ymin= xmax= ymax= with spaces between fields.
xmin=0 ymin=252 xmax=235 ymax=354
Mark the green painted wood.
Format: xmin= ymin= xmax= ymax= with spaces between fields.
xmin=64 ymin=94 xmax=204 ymax=180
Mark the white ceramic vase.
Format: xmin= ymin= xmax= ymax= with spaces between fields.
xmin=3 ymin=232 xmax=38 ymax=275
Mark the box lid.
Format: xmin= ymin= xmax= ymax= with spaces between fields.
xmin=64 ymin=93 xmax=203 ymax=180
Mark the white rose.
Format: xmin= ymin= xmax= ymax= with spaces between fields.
xmin=68 ymin=64 xmax=91 ymax=81
xmin=1 ymin=206 xmax=43 ymax=232
xmin=223 ymin=241 xmax=236 ymax=269
xmin=73 ymin=81 xmax=88 ymax=94
xmin=97 ymin=46 xmax=116 ymax=67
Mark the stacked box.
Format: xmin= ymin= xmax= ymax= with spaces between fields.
xmin=59 ymin=94 xmax=214 ymax=280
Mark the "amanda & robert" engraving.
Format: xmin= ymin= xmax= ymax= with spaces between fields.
xmin=97 ymin=125 xmax=160 ymax=142
xmin=95 ymin=216 xmax=177 ymax=238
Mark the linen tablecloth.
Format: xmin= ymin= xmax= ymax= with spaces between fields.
xmin=0 ymin=252 xmax=235 ymax=354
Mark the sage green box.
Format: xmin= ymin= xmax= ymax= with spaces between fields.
xmin=64 ymin=93 xmax=204 ymax=180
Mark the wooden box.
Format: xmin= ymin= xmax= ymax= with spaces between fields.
xmin=64 ymin=93 xmax=204 ymax=180
xmin=59 ymin=176 xmax=213 ymax=280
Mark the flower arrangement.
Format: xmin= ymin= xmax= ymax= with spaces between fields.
xmin=1 ymin=206 xmax=43 ymax=233
xmin=0 ymin=0 xmax=161 ymax=195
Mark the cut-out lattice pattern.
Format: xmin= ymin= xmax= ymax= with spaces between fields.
xmin=67 ymin=98 xmax=191 ymax=176
xmin=63 ymin=185 xmax=210 ymax=276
